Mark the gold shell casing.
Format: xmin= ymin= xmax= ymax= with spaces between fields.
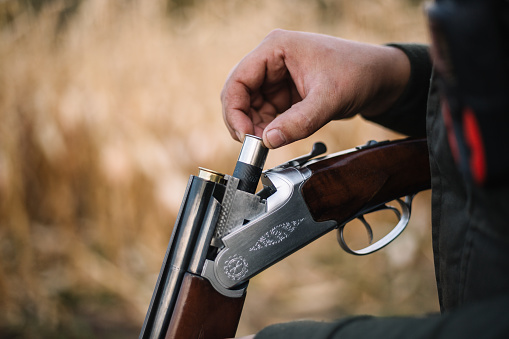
xmin=198 ymin=167 xmax=226 ymax=185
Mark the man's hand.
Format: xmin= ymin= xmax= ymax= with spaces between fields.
xmin=221 ymin=29 xmax=410 ymax=148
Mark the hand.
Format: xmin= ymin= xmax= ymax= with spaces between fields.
xmin=221 ymin=29 xmax=410 ymax=148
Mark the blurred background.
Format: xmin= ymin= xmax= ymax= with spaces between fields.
xmin=0 ymin=0 xmax=437 ymax=337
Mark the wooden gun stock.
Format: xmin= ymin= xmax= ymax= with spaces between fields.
xmin=302 ymin=138 xmax=430 ymax=224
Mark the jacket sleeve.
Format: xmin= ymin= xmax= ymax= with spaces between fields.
xmin=254 ymin=295 xmax=509 ymax=339
xmin=361 ymin=43 xmax=432 ymax=137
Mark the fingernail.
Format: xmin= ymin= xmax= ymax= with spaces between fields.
xmin=265 ymin=129 xmax=286 ymax=148
xmin=235 ymin=130 xmax=244 ymax=142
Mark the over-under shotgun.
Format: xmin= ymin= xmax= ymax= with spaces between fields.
xmin=139 ymin=136 xmax=430 ymax=339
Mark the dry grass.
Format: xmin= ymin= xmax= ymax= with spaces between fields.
xmin=0 ymin=0 xmax=436 ymax=337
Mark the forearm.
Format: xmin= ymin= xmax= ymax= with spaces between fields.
xmin=361 ymin=44 xmax=432 ymax=137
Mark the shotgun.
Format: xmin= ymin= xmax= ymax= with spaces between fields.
xmin=139 ymin=135 xmax=431 ymax=339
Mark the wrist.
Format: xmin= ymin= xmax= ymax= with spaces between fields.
xmin=360 ymin=45 xmax=411 ymax=118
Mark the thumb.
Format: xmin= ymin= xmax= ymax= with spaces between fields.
xmin=262 ymin=94 xmax=331 ymax=149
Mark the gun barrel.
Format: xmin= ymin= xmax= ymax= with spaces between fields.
xmin=139 ymin=176 xmax=220 ymax=339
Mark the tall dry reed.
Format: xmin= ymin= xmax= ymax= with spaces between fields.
xmin=0 ymin=0 xmax=435 ymax=337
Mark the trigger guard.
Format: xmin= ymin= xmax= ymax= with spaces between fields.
xmin=338 ymin=196 xmax=413 ymax=256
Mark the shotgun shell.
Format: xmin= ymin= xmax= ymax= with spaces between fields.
xmin=232 ymin=134 xmax=269 ymax=194
xmin=198 ymin=167 xmax=226 ymax=185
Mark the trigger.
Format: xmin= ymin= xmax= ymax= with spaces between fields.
xmin=357 ymin=215 xmax=374 ymax=244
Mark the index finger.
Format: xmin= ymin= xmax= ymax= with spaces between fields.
xmin=221 ymin=79 xmax=256 ymax=142
xmin=221 ymin=43 xmax=282 ymax=141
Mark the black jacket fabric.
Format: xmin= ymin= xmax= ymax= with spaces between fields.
xmin=255 ymin=44 xmax=509 ymax=338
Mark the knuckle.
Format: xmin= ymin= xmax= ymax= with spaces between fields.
xmin=265 ymin=28 xmax=287 ymax=41
xmin=297 ymin=111 xmax=316 ymax=137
